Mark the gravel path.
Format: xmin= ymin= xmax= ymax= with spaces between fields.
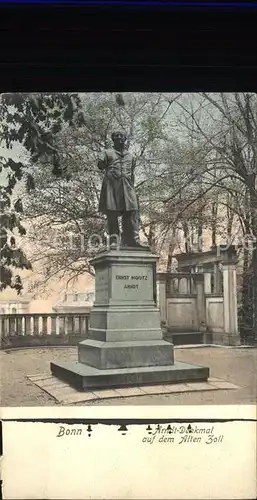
xmin=1 ymin=346 xmax=256 ymax=406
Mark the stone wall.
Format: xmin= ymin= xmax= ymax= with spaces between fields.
xmin=205 ymin=296 xmax=224 ymax=333
xmin=157 ymin=247 xmax=240 ymax=345
xmin=166 ymin=296 xmax=198 ymax=332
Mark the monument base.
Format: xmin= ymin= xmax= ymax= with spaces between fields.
xmin=50 ymin=247 xmax=209 ymax=391
xmin=50 ymin=359 xmax=209 ymax=391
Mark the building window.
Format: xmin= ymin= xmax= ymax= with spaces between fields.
xmin=11 ymin=308 xmax=17 ymax=314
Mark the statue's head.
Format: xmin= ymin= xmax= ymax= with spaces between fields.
xmin=111 ymin=130 xmax=126 ymax=150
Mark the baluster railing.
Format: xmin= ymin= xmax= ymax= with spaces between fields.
xmin=51 ymin=315 xmax=57 ymax=335
xmin=42 ymin=315 xmax=48 ymax=335
xmin=0 ymin=312 xmax=90 ymax=346
xmin=74 ymin=315 xmax=80 ymax=334
xmin=9 ymin=316 xmax=16 ymax=335
xmin=25 ymin=315 xmax=32 ymax=335
xmin=33 ymin=316 xmax=39 ymax=336
xmin=59 ymin=316 xmax=65 ymax=336
xmin=67 ymin=315 xmax=74 ymax=335
xmin=16 ymin=315 xmax=23 ymax=335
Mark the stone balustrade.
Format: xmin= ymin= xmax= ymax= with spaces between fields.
xmin=156 ymin=264 xmax=241 ymax=346
xmin=0 ymin=313 xmax=90 ymax=348
xmin=164 ymin=272 xmax=197 ymax=296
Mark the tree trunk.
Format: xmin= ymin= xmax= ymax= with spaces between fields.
xmin=182 ymin=222 xmax=190 ymax=253
xmin=211 ymin=201 xmax=218 ymax=247
xmin=240 ymin=179 xmax=257 ymax=342
xmin=226 ymin=195 xmax=234 ymax=239
xmin=197 ymin=209 xmax=203 ymax=252
xmin=239 ymin=245 xmax=250 ymax=342
xmin=148 ymin=221 xmax=156 ymax=249
xmin=166 ymin=227 xmax=177 ymax=273
xmin=249 ymin=176 xmax=257 ymax=339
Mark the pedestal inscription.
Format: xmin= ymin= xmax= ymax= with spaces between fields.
xmin=112 ymin=265 xmax=152 ymax=301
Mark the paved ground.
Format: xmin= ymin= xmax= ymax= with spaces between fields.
xmin=27 ymin=372 xmax=240 ymax=404
xmin=1 ymin=346 xmax=256 ymax=406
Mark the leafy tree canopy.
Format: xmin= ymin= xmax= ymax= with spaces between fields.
xmin=0 ymin=92 xmax=83 ymax=293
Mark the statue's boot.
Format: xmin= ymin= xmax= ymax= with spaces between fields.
xmin=121 ymin=211 xmax=149 ymax=249
xmin=120 ymin=234 xmax=128 ymax=247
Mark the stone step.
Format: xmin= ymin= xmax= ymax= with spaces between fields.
xmin=78 ymin=339 xmax=174 ymax=369
xmin=166 ymin=332 xmax=205 ymax=346
xmin=50 ymin=359 xmax=209 ymax=391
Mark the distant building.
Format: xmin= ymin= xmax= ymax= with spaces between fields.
xmin=0 ymin=299 xmax=30 ymax=315
xmin=52 ymin=290 xmax=95 ymax=314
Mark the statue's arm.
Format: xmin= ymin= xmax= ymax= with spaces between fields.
xmin=97 ymin=151 xmax=107 ymax=171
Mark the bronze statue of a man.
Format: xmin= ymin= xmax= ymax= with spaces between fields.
xmin=98 ymin=131 xmax=143 ymax=247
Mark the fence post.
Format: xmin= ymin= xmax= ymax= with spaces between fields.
xmin=194 ymin=274 xmax=206 ymax=332
xmin=222 ymin=262 xmax=240 ymax=346
xmin=51 ymin=315 xmax=57 ymax=335
xmin=59 ymin=316 xmax=65 ymax=336
xmin=33 ymin=316 xmax=39 ymax=336
xmin=67 ymin=316 xmax=74 ymax=335
xmin=25 ymin=315 xmax=32 ymax=335
xmin=42 ymin=315 xmax=48 ymax=335
xmin=9 ymin=316 xmax=16 ymax=335
xmin=156 ymin=273 xmax=167 ymax=323
xmin=16 ymin=315 xmax=23 ymax=335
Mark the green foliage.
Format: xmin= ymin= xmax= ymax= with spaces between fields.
xmin=0 ymin=92 xmax=83 ymax=292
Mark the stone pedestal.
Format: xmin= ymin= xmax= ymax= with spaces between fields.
xmin=51 ymin=248 xmax=209 ymax=390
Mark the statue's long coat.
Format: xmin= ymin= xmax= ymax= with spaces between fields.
xmin=98 ymin=148 xmax=139 ymax=214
